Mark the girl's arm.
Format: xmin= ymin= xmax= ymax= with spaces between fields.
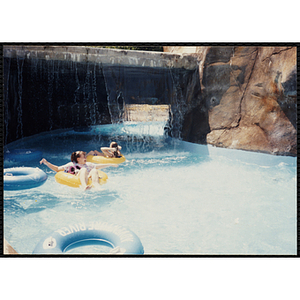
xmin=40 ymin=158 xmax=64 ymax=172
xmin=100 ymin=147 xmax=114 ymax=157
xmin=94 ymin=163 xmax=119 ymax=170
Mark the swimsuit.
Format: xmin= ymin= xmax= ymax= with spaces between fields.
xmin=62 ymin=162 xmax=96 ymax=174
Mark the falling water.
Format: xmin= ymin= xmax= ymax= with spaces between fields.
xmin=168 ymin=68 xmax=184 ymax=139
xmin=102 ymin=65 xmax=125 ymax=124
xmin=47 ymin=58 xmax=55 ymax=131
xmin=102 ymin=64 xmax=112 ymax=122
xmin=91 ymin=64 xmax=98 ymax=125
xmin=4 ymin=47 xmax=202 ymax=148
xmin=167 ymin=66 xmax=200 ymax=139
xmin=16 ymin=57 xmax=24 ymax=139
xmin=73 ymin=59 xmax=81 ymax=127
xmin=4 ymin=56 xmax=11 ymax=146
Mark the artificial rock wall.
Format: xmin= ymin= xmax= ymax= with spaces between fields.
xmin=164 ymin=46 xmax=297 ymax=156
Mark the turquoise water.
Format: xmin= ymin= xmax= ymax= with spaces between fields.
xmin=4 ymin=122 xmax=297 ymax=255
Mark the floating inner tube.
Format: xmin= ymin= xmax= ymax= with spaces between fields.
xmin=4 ymin=167 xmax=48 ymax=191
xmin=54 ymin=170 xmax=108 ymax=188
xmin=4 ymin=149 xmax=43 ymax=164
xmin=32 ymin=221 xmax=144 ymax=255
xmin=86 ymin=154 xmax=126 ymax=164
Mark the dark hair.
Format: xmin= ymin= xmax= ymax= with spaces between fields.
xmin=110 ymin=142 xmax=120 ymax=158
xmin=71 ymin=151 xmax=86 ymax=163
xmin=110 ymin=142 xmax=118 ymax=148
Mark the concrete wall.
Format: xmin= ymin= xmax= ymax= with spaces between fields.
xmin=4 ymin=46 xmax=202 ymax=145
xmin=4 ymin=46 xmax=198 ymax=69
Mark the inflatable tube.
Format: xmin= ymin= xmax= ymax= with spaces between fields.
xmin=4 ymin=149 xmax=43 ymax=164
xmin=32 ymin=221 xmax=144 ymax=255
xmin=4 ymin=167 xmax=48 ymax=191
xmin=86 ymin=154 xmax=126 ymax=164
xmin=55 ymin=170 xmax=108 ymax=188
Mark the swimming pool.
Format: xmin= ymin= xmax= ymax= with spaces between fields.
xmin=4 ymin=122 xmax=297 ymax=255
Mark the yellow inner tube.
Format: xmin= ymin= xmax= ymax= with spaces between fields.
xmin=86 ymin=154 xmax=126 ymax=164
xmin=55 ymin=170 xmax=108 ymax=188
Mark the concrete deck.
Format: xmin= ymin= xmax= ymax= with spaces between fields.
xmin=3 ymin=46 xmax=199 ymax=70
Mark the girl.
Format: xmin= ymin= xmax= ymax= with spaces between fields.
xmin=87 ymin=141 xmax=122 ymax=158
xmin=40 ymin=151 xmax=118 ymax=191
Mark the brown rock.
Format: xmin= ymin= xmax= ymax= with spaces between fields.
xmin=164 ymin=46 xmax=297 ymax=156
xmin=4 ymin=238 xmax=18 ymax=254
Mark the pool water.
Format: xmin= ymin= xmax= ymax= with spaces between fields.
xmin=4 ymin=122 xmax=297 ymax=255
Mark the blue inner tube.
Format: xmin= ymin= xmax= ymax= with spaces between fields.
xmin=4 ymin=167 xmax=48 ymax=191
xmin=33 ymin=221 xmax=144 ymax=255
xmin=4 ymin=149 xmax=43 ymax=164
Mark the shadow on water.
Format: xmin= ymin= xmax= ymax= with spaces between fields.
xmin=4 ymin=192 xmax=60 ymax=215
xmin=4 ymin=187 xmax=121 ymax=216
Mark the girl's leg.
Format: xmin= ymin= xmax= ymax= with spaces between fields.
xmin=94 ymin=150 xmax=104 ymax=156
xmin=101 ymin=149 xmax=114 ymax=157
xmin=86 ymin=151 xmax=95 ymax=156
xmin=78 ymin=168 xmax=91 ymax=190
xmin=86 ymin=150 xmax=105 ymax=157
xmin=89 ymin=169 xmax=101 ymax=189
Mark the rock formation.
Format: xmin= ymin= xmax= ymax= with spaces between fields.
xmin=164 ymin=46 xmax=297 ymax=156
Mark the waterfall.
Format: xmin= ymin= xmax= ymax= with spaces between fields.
xmin=91 ymin=63 xmax=98 ymax=125
xmin=73 ymin=59 xmax=81 ymax=127
xmin=82 ymin=62 xmax=99 ymax=127
xmin=102 ymin=65 xmax=125 ymax=124
xmin=4 ymin=56 xmax=11 ymax=146
xmin=47 ymin=58 xmax=55 ymax=131
xmin=4 ymin=46 xmax=201 ymax=147
xmin=102 ymin=64 xmax=112 ymax=123
xmin=83 ymin=62 xmax=91 ymax=125
xmin=16 ymin=56 xmax=25 ymax=140
xmin=165 ymin=62 xmax=203 ymax=140
xmin=167 ymin=68 xmax=185 ymax=139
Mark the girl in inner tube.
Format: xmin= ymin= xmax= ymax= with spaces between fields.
xmin=40 ymin=151 xmax=118 ymax=191
xmin=87 ymin=141 xmax=122 ymax=158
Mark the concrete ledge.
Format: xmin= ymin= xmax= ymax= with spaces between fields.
xmin=3 ymin=46 xmax=199 ymax=70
